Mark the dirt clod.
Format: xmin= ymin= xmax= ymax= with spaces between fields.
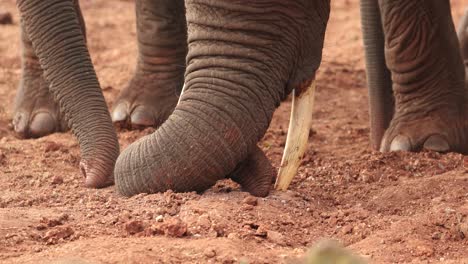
xmin=43 ymin=226 xmax=74 ymax=245
xmin=124 ymin=220 xmax=146 ymax=235
xmin=51 ymin=175 xmax=64 ymax=185
xmin=267 ymin=230 xmax=285 ymax=246
xmin=44 ymin=141 xmax=62 ymax=152
xmin=0 ymin=151 xmax=6 ymax=165
xmin=0 ymin=11 xmax=12 ymax=25
xmin=203 ymin=248 xmax=217 ymax=258
xmin=147 ymin=217 xmax=188 ymax=237
xmin=242 ymin=196 xmax=258 ymax=206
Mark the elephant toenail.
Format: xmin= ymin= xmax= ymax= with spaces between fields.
xmin=12 ymin=112 xmax=29 ymax=138
xmin=423 ymin=135 xmax=450 ymax=152
xmin=130 ymin=106 xmax=155 ymax=127
xmin=29 ymin=112 xmax=56 ymax=138
xmin=389 ymin=135 xmax=412 ymax=152
xmin=111 ymin=103 xmax=129 ymax=123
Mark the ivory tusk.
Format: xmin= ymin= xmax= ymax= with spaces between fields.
xmin=177 ymin=84 xmax=186 ymax=106
xmin=275 ymin=81 xmax=316 ymax=191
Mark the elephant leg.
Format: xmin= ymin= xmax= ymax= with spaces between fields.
xmin=111 ymin=0 xmax=187 ymax=129
xmin=13 ymin=0 xmax=85 ymax=138
xmin=360 ymin=0 xmax=394 ymax=150
xmin=379 ymin=0 xmax=468 ymax=153
xmin=458 ymin=8 xmax=468 ymax=84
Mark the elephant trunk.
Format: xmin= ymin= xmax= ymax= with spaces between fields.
xmin=114 ymin=0 xmax=329 ymax=196
xmin=17 ymin=0 xmax=119 ymax=187
xmin=360 ymin=0 xmax=394 ymax=150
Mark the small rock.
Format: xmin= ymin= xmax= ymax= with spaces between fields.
xmin=197 ymin=215 xmax=211 ymax=230
xmin=36 ymin=224 xmax=47 ymax=231
xmin=207 ymin=230 xmax=218 ymax=238
xmin=163 ymin=217 xmax=187 ymax=237
xmin=120 ymin=210 xmax=132 ymax=221
xmin=341 ymin=225 xmax=353 ymax=235
xmin=125 ymin=220 xmax=145 ymax=235
xmin=0 ymin=11 xmax=12 ymax=25
xmin=59 ymin=213 xmax=70 ymax=222
xmin=227 ymin=233 xmax=239 ymax=239
xmin=243 ymin=196 xmax=258 ymax=206
xmin=431 ymin=232 xmax=442 ymax=240
xmin=155 ymin=215 xmax=164 ymax=222
xmin=414 ymin=244 xmax=434 ymax=257
xmin=44 ymin=141 xmax=62 ymax=152
xmin=267 ymin=230 xmax=285 ymax=245
xmin=459 ymin=221 xmax=468 ymax=238
xmin=0 ymin=151 xmax=6 ymax=165
xmin=212 ymin=223 xmax=227 ymax=237
xmin=40 ymin=217 xmax=63 ymax=227
xmin=51 ymin=176 xmax=64 ymax=185
xmin=43 ymin=226 xmax=74 ymax=244
xmin=255 ymin=225 xmax=268 ymax=237
xmin=241 ymin=204 xmax=254 ymax=211
xmin=203 ymin=248 xmax=216 ymax=258
xmin=33 ymin=246 xmax=42 ymax=253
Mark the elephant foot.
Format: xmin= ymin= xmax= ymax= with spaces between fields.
xmin=380 ymin=109 xmax=468 ymax=154
xmin=111 ymin=73 xmax=179 ymax=129
xmin=13 ymin=73 xmax=67 ymax=138
xmin=230 ymin=146 xmax=276 ymax=197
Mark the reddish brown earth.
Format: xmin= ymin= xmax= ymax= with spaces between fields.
xmin=1 ymin=1 xmax=468 ymax=263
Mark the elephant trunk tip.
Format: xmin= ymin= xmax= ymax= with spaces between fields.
xmin=80 ymin=159 xmax=114 ymax=188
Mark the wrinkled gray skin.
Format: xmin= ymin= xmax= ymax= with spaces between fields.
xmin=16 ymin=0 xmax=120 ymax=188
xmin=362 ymin=1 xmax=468 ymax=153
xmin=15 ymin=0 xmax=468 ymax=196
xmin=14 ymin=0 xmax=186 ymax=137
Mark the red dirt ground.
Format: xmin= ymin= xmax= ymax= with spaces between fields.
xmin=1 ymin=0 xmax=467 ymax=263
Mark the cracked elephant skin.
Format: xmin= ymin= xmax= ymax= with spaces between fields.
xmin=14 ymin=0 xmax=186 ymax=138
xmin=362 ymin=0 xmax=468 ymax=153
xmin=15 ymin=0 xmax=468 ymax=196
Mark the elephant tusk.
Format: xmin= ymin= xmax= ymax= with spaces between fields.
xmin=275 ymin=81 xmax=316 ymax=191
xmin=177 ymin=84 xmax=186 ymax=106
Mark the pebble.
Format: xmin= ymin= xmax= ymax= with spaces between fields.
xmin=267 ymin=230 xmax=285 ymax=245
xmin=242 ymin=196 xmax=258 ymax=206
xmin=124 ymin=220 xmax=145 ymax=235
xmin=227 ymin=233 xmax=239 ymax=239
xmin=163 ymin=217 xmax=187 ymax=237
xmin=0 ymin=151 xmax=6 ymax=165
xmin=43 ymin=226 xmax=74 ymax=243
xmin=44 ymin=141 xmax=61 ymax=152
xmin=341 ymin=225 xmax=353 ymax=235
xmin=0 ymin=11 xmax=12 ymax=25
xmin=197 ymin=215 xmax=211 ymax=229
xmin=460 ymin=221 xmax=468 ymax=238
xmin=51 ymin=176 xmax=64 ymax=185
xmin=203 ymin=248 xmax=216 ymax=258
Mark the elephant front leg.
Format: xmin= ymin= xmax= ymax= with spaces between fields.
xmin=13 ymin=21 xmax=65 ymax=138
xmin=13 ymin=0 xmax=85 ymax=138
xmin=111 ymin=0 xmax=187 ymax=129
xmin=378 ymin=0 xmax=468 ymax=153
